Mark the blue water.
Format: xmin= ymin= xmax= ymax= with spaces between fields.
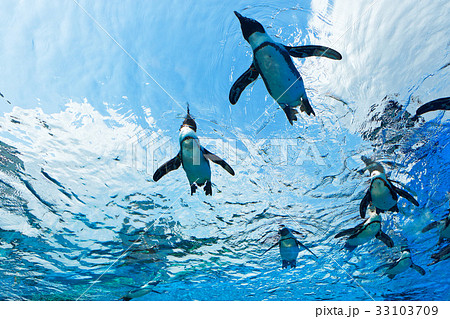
xmin=0 ymin=0 xmax=449 ymax=301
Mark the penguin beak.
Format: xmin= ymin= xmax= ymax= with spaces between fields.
xmin=234 ymin=11 xmax=248 ymax=27
xmin=233 ymin=11 xmax=265 ymax=41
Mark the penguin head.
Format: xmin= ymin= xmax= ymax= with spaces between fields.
xmin=361 ymin=156 xmax=386 ymax=176
xmin=400 ymin=245 xmax=411 ymax=254
xmin=279 ymin=225 xmax=290 ymax=237
xmin=181 ymin=106 xmax=197 ymax=132
xmin=234 ymin=11 xmax=266 ymax=42
xmin=370 ymin=172 xmax=388 ymax=188
xmin=367 ymin=205 xmax=379 ymax=218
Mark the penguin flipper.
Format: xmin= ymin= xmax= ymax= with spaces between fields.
xmin=284 ymin=45 xmax=342 ymax=60
xmin=374 ymin=263 xmax=391 ymax=273
xmin=414 ymin=97 xmax=450 ymax=117
xmin=421 ymin=220 xmax=441 ymax=233
xmin=229 ymin=63 xmax=259 ymax=104
xmin=376 ymin=231 xmax=394 ymax=248
xmin=153 ymin=153 xmax=182 ymax=181
xmin=335 ymin=223 xmax=364 ymax=238
xmin=202 ymin=148 xmax=235 ymax=176
xmin=386 ymin=181 xmax=399 ymax=201
xmin=261 ymin=241 xmax=279 ymax=256
xmin=410 ymin=263 xmax=426 ymax=275
xmin=290 ymin=229 xmax=303 ymax=236
xmin=297 ymin=240 xmax=318 ymax=259
xmin=360 ymin=191 xmax=372 ymax=218
xmin=390 ymin=183 xmax=419 ymax=206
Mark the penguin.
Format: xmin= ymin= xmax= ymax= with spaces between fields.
xmin=262 ymin=225 xmax=318 ymax=268
xmin=152 ymin=107 xmax=235 ymax=195
xmin=422 ymin=199 xmax=450 ymax=244
xmin=411 ymin=97 xmax=450 ymax=121
xmin=374 ymin=246 xmax=425 ymax=279
xmin=230 ymin=11 xmax=342 ymax=125
xmin=428 ymin=244 xmax=450 ymax=266
xmin=120 ymin=280 xmax=161 ymax=301
xmin=359 ymin=156 xmax=419 ymax=218
xmin=335 ymin=205 xmax=394 ymax=251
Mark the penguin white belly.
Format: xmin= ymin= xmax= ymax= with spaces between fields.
xmin=254 ymin=45 xmax=305 ymax=106
xmin=181 ymin=139 xmax=211 ymax=185
xmin=371 ymin=180 xmax=397 ymax=210
xmin=347 ymin=222 xmax=380 ymax=246
xmin=386 ymin=258 xmax=411 ymax=275
xmin=280 ymin=238 xmax=299 ymax=261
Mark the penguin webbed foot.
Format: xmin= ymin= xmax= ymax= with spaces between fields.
xmin=387 ymin=274 xmax=396 ymax=280
xmin=390 ymin=204 xmax=399 ymax=213
xmin=344 ymin=243 xmax=357 ymax=252
xmin=190 ymin=184 xmax=197 ymax=195
xmin=299 ymin=97 xmax=315 ymax=116
xmin=281 ymin=105 xmax=298 ymax=125
xmin=204 ymin=181 xmax=212 ymax=196
xmin=282 ymin=260 xmax=289 ymax=269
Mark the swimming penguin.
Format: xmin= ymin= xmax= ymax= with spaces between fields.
xmin=428 ymin=244 xmax=450 ymax=266
xmin=120 ymin=280 xmax=161 ymax=301
xmin=152 ymin=107 xmax=235 ymax=195
xmin=335 ymin=205 xmax=394 ymax=251
xmin=359 ymin=156 xmax=419 ymax=218
xmin=262 ymin=225 xmax=318 ymax=268
xmin=422 ymin=198 xmax=450 ymax=244
xmin=374 ymin=245 xmax=425 ymax=279
xmin=230 ymin=11 xmax=342 ymax=125
xmin=411 ymin=97 xmax=450 ymax=121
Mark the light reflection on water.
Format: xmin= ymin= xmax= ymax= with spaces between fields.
xmin=0 ymin=0 xmax=449 ymax=300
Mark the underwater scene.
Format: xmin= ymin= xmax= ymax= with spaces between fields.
xmin=0 ymin=0 xmax=449 ymax=301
